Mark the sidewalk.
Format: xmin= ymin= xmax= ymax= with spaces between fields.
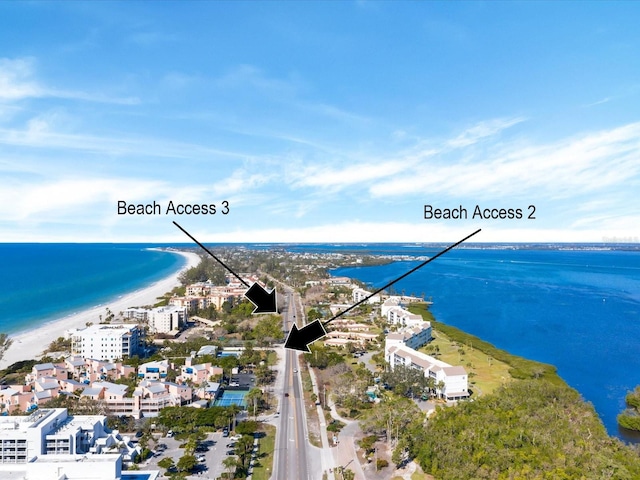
xmin=308 ymin=364 xmax=337 ymax=480
xmin=322 ymin=388 xmax=367 ymax=480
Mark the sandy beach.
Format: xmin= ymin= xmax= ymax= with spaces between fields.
xmin=0 ymin=250 xmax=201 ymax=370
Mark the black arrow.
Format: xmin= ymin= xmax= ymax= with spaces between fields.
xmin=284 ymin=228 xmax=481 ymax=351
xmin=245 ymin=282 xmax=277 ymax=314
xmin=172 ymin=221 xmax=278 ymax=314
xmin=285 ymin=320 xmax=327 ymax=353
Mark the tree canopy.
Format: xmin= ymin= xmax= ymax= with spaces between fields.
xmin=411 ymin=380 xmax=640 ymax=479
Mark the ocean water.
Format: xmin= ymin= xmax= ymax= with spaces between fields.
xmin=329 ymin=246 xmax=640 ymax=441
xmin=0 ymin=244 xmax=186 ymax=335
xmin=1 ymin=242 xmax=638 ymax=441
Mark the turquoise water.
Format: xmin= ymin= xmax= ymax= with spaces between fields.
xmin=330 ymin=246 xmax=640 ymax=440
xmin=1 ymin=242 xmax=637 ymax=441
xmin=0 ymin=244 xmax=187 ymax=335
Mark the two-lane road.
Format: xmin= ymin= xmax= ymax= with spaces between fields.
xmin=273 ymin=289 xmax=311 ymax=480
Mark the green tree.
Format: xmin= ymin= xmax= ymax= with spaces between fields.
xmin=222 ymin=456 xmax=237 ymax=478
xmin=234 ymin=435 xmax=255 ymax=473
xmin=176 ymin=454 xmax=197 ymax=473
xmin=340 ymin=468 xmax=355 ymax=480
xmin=235 ymin=420 xmax=258 ymax=436
xmin=245 ymin=388 xmax=263 ymax=418
xmin=0 ymin=333 xmax=13 ymax=362
xmin=157 ymin=457 xmax=174 ymax=473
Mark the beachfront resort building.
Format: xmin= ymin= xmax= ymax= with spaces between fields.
xmin=148 ymin=305 xmax=186 ymax=334
xmin=171 ymin=276 xmax=259 ymax=312
xmin=68 ymin=325 xmax=142 ymax=362
xmin=124 ymin=306 xmax=186 ymax=334
xmin=0 ymin=408 xmax=154 ymax=480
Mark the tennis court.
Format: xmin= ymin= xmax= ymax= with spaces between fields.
xmin=214 ymin=389 xmax=249 ymax=408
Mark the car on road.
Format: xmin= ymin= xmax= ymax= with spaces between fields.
xmin=293 ymin=369 xmax=298 ymax=373
xmin=226 ymin=450 xmax=235 ymax=456
xmin=284 ymin=393 xmax=289 ymax=397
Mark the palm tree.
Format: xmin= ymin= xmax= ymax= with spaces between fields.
xmin=245 ymin=388 xmax=262 ymax=418
xmin=222 ymin=456 xmax=237 ymax=478
xmin=235 ymin=435 xmax=254 ymax=472
xmin=426 ymin=377 xmax=436 ymax=399
xmin=437 ymin=380 xmax=446 ymax=400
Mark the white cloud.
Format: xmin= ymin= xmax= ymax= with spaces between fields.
xmin=0 ymin=177 xmax=165 ymax=222
xmin=370 ymin=122 xmax=640 ymax=199
xmin=447 ymin=117 xmax=526 ymax=148
xmin=0 ymin=58 xmax=41 ymax=100
xmin=289 ymin=159 xmax=414 ymax=190
xmin=211 ymin=169 xmax=274 ymax=197
xmin=0 ymin=122 xmax=248 ymax=160
xmin=0 ymin=56 xmax=139 ymax=104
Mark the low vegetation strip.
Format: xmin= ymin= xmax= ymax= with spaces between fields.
xmin=251 ymin=424 xmax=275 ymax=480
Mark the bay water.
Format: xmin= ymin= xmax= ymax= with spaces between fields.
xmin=329 ymin=245 xmax=640 ymax=441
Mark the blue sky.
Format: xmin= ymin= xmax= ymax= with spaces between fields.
xmin=0 ymin=1 xmax=638 ymax=243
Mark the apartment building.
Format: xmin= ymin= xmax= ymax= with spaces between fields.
xmin=179 ymin=357 xmax=223 ymax=384
xmin=137 ymin=360 xmax=169 ymax=380
xmin=68 ymin=325 xmax=142 ymax=362
xmin=385 ymin=322 xmax=432 ymax=351
xmin=352 ymin=287 xmax=381 ymax=304
xmin=0 ymin=408 xmax=151 ymax=480
xmin=385 ymin=345 xmax=469 ymax=401
xmin=148 ymin=305 xmax=186 ymax=333
xmin=386 ymin=306 xmax=425 ymax=328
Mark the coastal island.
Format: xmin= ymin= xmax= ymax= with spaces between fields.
xmin=0 ymin=245 xmax=639 ymax=480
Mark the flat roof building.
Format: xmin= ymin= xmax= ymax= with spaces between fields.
xmin=68 ymin=325 xmax=142 ymax=362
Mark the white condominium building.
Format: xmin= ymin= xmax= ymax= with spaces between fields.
xmin=68 ymin=325 xmax=142 ymax=362
xmin=385 ymin=345 xmax=469 ymax=401
xmin=385 ymin=322 xmax=432 ymax=351
xmin=148 ymin=305 xmax=186 ymax=333
xmin=352 ymin=287 xmax=381 ymax=304
xmin=0 ymin=408 xmax=156 ymax=480
xmin=386 ymin=306 xmax=424 ymax=328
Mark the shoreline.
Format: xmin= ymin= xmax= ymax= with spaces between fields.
xmin=0 ymin=250 xmax=201 ymax=370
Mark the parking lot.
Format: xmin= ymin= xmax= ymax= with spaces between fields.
xmin=138 ymin=431 xmax=232 ymax=479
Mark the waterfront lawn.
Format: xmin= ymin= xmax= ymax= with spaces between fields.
xmin=408 ymin=303 xmax=563 ymax=385
xmin=421 ymin=330 xmax=512 ymax=396
xmin=251 ymin=424 xmax=275 ymax=480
